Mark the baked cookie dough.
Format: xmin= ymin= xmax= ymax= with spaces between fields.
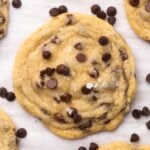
xmin=0 ymin=0 xmax=8 ymax=39
xmin=13 ymin=13 xmax=136 ymax=139
xmin=99 ymin=142 xmax=150 ymax=150
xmin=0 ymin=109 xmax=18 ymax=150
xmin=125 ymin=0 xmax=150 ymax=41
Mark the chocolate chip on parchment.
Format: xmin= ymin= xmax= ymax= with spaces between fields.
xmin=47 ymin=78 xmax=58 ymax=89
xmin=46 ymin=67 xmax=55 ymax=76
xmin=98 ymin=36 xmax=109 ymax=46
xmin=91 ymin=4 xmax=101 ymax=15
xmin=16 ymin=128 xmax=27 ymax=138
xmin=102 ymin=53 xmax=111 ymax=62
xmin=142 ymin=107 xmax=150 ymax=116
xmin=146 ymin=120 xmax=150 ymax=130
xmin=119 ymin=50 xmax=128 ymax=61
xmin=146 ymin=73 xmax=150 ymax=83
xmin=56 ymin=64 xmax=70 ymax=76
xmin=0 ymin=16 xmax=5 ymax=25
xmin=54 ymin=113 xmax=66 ymax=123
xmin=132 ymin=109 xmax=141 ymax=119
xmin=89 ymin=68 xmax=99 ymax=78
xmin=12 ymin=0 xmax=22 ymax=8
xmin=60 ymin=93 xmax=72 ymax=103
xmin=130 ymin=133 xmax=140 ymax=142
xmin=42 ymin=51 xmax=51 ymax=60
xmin=74 ymin=43 xmax=84 ymax=50
xmin=145 ymin=2 xmax=150 ymax=13
xmin=107 ymin=6 xmax=117 ymax=16
xmin=97 ymin=11 xmax=106 ymax=20
xmin=78 ymin=147 xmax=87 ymax=150
xmin=49 ymin=8 xmax=59 ymax=17
xmin=78 ymin=119 xmax=92 ymax=130
xmin=0 ymin=87 xmax=8 ymax=98
xmin=89 ymin=143 xmax=99 ymax=150
xmin=58 ymin=5 xmax=68 ymax=14
xmin=76 ymin=53 xmax=87 ymax=63
xmin=6 ymin=92 xmax=16 ymax=102
xmin=129 ymin=0 xmax=139 ymax=7
xmin=107 ymin=16 xmax=116 ymax=25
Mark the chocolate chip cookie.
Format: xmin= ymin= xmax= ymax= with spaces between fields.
xmin=0 ymin=0 xmax=8 ymax=39
xmin=125 ymin=0 xmax=150 ymax=41
xmin=0 ymin=109 xmax=18 ymax=150
xmin=13 ymin=13 xmax=136 ymax=139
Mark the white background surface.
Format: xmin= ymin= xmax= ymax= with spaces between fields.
xmin=0 ymin=0 xmax=150 ymax=149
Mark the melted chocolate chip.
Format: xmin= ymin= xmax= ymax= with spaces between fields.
xmin=16 ymin=128 xmax=27 ymax=138
xmin=6 ymin=92 xmax=16 ymax=102
xmin=141 ymin=107 xmax=150 ymax=116
xmin=74 ymin=43 xmax=84 ymax=50
xmin=76 ymin=53 xmax=87 ymax=63
xmin=0 ymin=87 xmax=8 ymax=98
xmin=89 ymin=68 xmax=99 ymax=78
xmin=102 ymin=53 xmax=111 ymax=62
xmin=107 ymin=6 xmax=117 ymax=16
xmin=81 ymin=85 xmax=92 ymax=95
xmin=73 ymin=113 xmax=82 ymax=123
xmin=91 ymin=4 xmax=101 ymax=15
xmin=54 ymin=113 xmax=66 ymax=123
xmin=0 ymin=16 xmax=5 ymax=25
xmin=129 ymin=0 xmax=139 ymax=7
xmin=78 ymin=119 xmax=92 ymax=130
xmin=60 ymin=93 xmax=72 ymax=103
xmin=107 ymin=16 xmax=116 ymax=25
xmin=97 ymin=11 xmax=106 ymax=20
xmin=145 ymin=2 xmax=150 ymax=13
xmin=58 ymin=5 xmax=68 ymax=14
xmin=130 ymin=133 xmax=140 ymax=142
xmin=56 ymin=64 xmax=70 ymax=76
xmin=42 ymin=51 xmax=51 ymax=60
xmin=47 ymin=78 xmax=58 ymax=89
xmin=119 ymin=50 xmax=128 ymax=61
xmin=67 ymin=107 xmax=78 ymax=117
xmin=98 ymin=36 xmax=109 ymax=46
xmin=89 ymin=143 xmax=99 ymax=150
xmin=49 ymin=8 xmax=59 ymax=17
xmin=0 ymin=29 xmax=4 ymax=35
xmin=146 ymin=120 xmax=150 ymax=130
xmin=12 ymin=0 xmax=22 ymax=8
xmin=132 ymin=109 xmax=141 ymax=119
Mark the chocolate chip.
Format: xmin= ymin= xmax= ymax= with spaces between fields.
xmin=46 ymin=67 xmax=55 ymax=76
xmin=91 ymin=4 xmax=101 ymax=15
xmin=47 ymin=78 xmax=58 ymax=89
xmin=16 ymin=128 xmax=27 ymax=138
xmin=0 ymin=16 xmax=5 ymax=25
xmin=132 ymin=109 xmax=141 ymax=119
xmin=56 ymin=64 xmax=70 ymax=76
xmin=73 ymin=113 xmax=82 ymax=123
xmin=67 ymin=107 xmax=78 ymax=117
xmin=146 ymin=73 xmax=150 ymax=83
xmin=99 ymin=112 xmax=107 ymax=120
xmin=119 ymin=50 xmax=128 ymax=61
xmin=78 ymin=119 xmax=92 ymax=130
xmin=107 ymin=6 xmax=117 ymax=16
xmin=102 ymin=53 xmax=111 ymax=62
xmin=40 ymin=70 xmax=47 ymax=78
xmin=74 ymin=43 xmax=84 ymax=50
xmin=60 ymin=93 xmax=72 ymax=103
xmin=76 ymin=53 xmax=87 ymax=63
xmin=54 ymin=113 xmax=66 ymax=123
xmin=142 ymin=107 xmax=150 ymax=116
xmin=81 ymin=85 xmax=92 ymax=95
xmin=89 ymin=143 xmax=99 ymax=150
xmin=0 ymin=87 xmax=8 ymax=98
xmin=130 ymin=133 xmax=139 ymax=142
xmin=78 ymin=147 xmax=87 ymax=150
xmin=58 ymin=5 xmax=68 ymax=14
xmin=97 ymin=11 xmax=106 ymax=20
xmin=146 ymin=120 xmax=150 ymax=130
xmin=107 ymin=16 xmax=116 ymax=25
xmin=0 ymin=29 xmax=4 ymax=35
xmin=41 ymin=108 xmax=50 ymax=116
xmin=42 ymin=51 xmax=51 ymax=60
xmin=89 ymin=68 xmax=99 ymax=78
xmin=51 ymin=36 xmax=60 ymax=44
xmin=145 ymin=2 xmax=150 ymax=13
xmin=98 ymin=36 xmax=109 ymax=46
xmin=12 ymin=0 xmax=22 ymax=8
xmin=129 ymin=0 xmax=139 ymax=7
xmin=6 ymin=92 xmax=16 ymax=102
xmin=49 ymin=8 xmax=59 ymax=17
xmin=66 ymin=14 xmax=74 ymax=25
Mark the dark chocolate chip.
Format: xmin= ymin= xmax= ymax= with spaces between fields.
xmin=46 ymin=67 xmax=55 ymax=76
xmin=58 ymin=5 xmax=68 ymax=14
xmin=76 ymin=53 xmax=87 ymax=63
xmin=81 ymin=85 xmax=92 ymax=95
xmin=12 ymin=0 xmax=22 ymax=8
xmin=146 ymin=73 xmax=150 ymax=83
xmin=89 ymin=68 xmax=99 ymax=78
xmin=51 ymin=36 xmax=60 ymax=44
xmin=42 ymin=51 xmax=51 ymax=60
xmin=91 ymin=4 xmax=101 ymax=15
xmin=98 ymin=36 xmax=109 ymax=46
xmin=132 ymin=109 xmax=141 ymax=119
xmin=0 ymin=16 xmax=5 ymax=25
xmin=145 ymin=2 xmax=150 ymax=12
xmin=54 ymin=113 xmax=66 ymax=123
xmin=47 ymin=78 xmax=58 ymax=89
xmin=67 ymin=107 xmax=78 ymax=117
xmin=78 ymin=119 xmax=92 ymax=130
xmin=0 ymin=87 xmax=8 ymax=98
xmin=130 ymin=133 xmax=139 ymax=142
xmin=16 ymin=128 xmax=27 ymax=138
xmin=49 ymin=8 xmax=59 ymax=17
xmin=60 ymin=93 xmax=72 ymax=103
xmin=129 ymin=0 xmax=139 ymax=7
xmin=97 ymin=11 xmax=106 ymax=20
xmin=40 ymin=69 xmax=47 ymax=78
xmin=142 ymin=107 xmax=150 ymax=116
xmin=6 ymin=92 xmax=16 ymax=102
xmin=78 ymin=146 xmax=87 ymax=150
xmin=56 ymin=64 xmax=70 ymax=76
xmin=73 ymin=113 xmax=82 ymax=123
xmin=119 ymin=50 xmax=128 ymax=61
xmin=74 ymin=43 xmax=84 ymax=50
xmin=107 ymin=16 xmax=116 ymax=25
xmin=146 ymin=120 xmax=150 ymax=130
xmin=107 ymin=6 xmax=117 ymax=16
xmin=102 ymin=53 xmax=111 ymax=62
xmin=89 ymin=143 xmax=99 ymax=150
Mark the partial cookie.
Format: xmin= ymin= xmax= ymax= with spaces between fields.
xmin=13 ymin=13 xmax=136 ymax=139
xmin=99 ymin=142 xmax=150 ymax=150
xmin=125 ymin=0 xmax=150 ymax=41
xmin=0 ymin=109 xmax=18 ymax=150
xmin=0 ymin=0 xmax=8 ymax=39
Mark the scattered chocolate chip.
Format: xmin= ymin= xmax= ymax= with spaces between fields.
xmin=78 ymin=119 xmax=92 ymax=130
xmin=145 ymin=2 xmax=150 ymax=12
xmin=102 ymin=53 xmax=111 ymax=62
xmin=76 ymin=53 xmax=87 ymax=63
xmin=12 ymin=0 xmax=22 ymax=8
xmin=49 ymin=8 xmax=59 ymax=17
xmin=129 ymin=0 xmax=139 ymax=7
xmin=58 ymin=5 xmax=68 ymax=14
xmin=141 ymin=107 xmax=150 ymax=116
xmin=89 ymin=143 xmax=99 ymax=150
xmin=67 ymin=107 xmax=78 ymax=117
xmin=132 ymin=109 xmax=141 ymax=119
xmin=6 ymin=92 xmax=16 ymax=102
xmin=47 ymin=78 xmax=58 ymax=89
xmin=107 ymin=6 xmax=117 ymax=16
xmin=56 ymin=64 xmax=70 ymax=76
xmin=146 ymin=120 xmax=150 ymax=130
xmin=0 ymin=16 xmax=5 ymax=25
xmin=98 ymin=36 xmax=109 ymax=46
xmin=91 ymin=4 xmax=101 ymax=15
xmin=78 ymin=146 xmax=87 ymax=150
xmin=81 ymin=85 xmax=92 ymax=95
xmin=66 ymin=14 xmax=74 ymax=25
xmin=54 ymin=113 xmax=66 ymax=123
xmin=51 ymin=36 xmax=60 ymax=44
xmin=119 ymin=50 xmax=128 ymax=61
xmin=0 ymin=87 xmax=8 ymax=98
xmin=97 ymin=11 xmax=106 ymax=20
xmin=107 ymin=16 xmax=116 ymax=25
xmin=146 ymin=73 xmax=150 ymax=83
xmin=60 ymin=93 xmax=72 ymax=103
xmin=16 ymin=128 xmax=27 ymax=138
xmin=74 ymin=43 xmax=84 ymax=50
xmin=130 ymin=133 xmax=139 ymax=142
xmin=42 ymin=51 xmax=51 ymax=60
xmin=89 ymin=68 xmax=99 ymax=78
